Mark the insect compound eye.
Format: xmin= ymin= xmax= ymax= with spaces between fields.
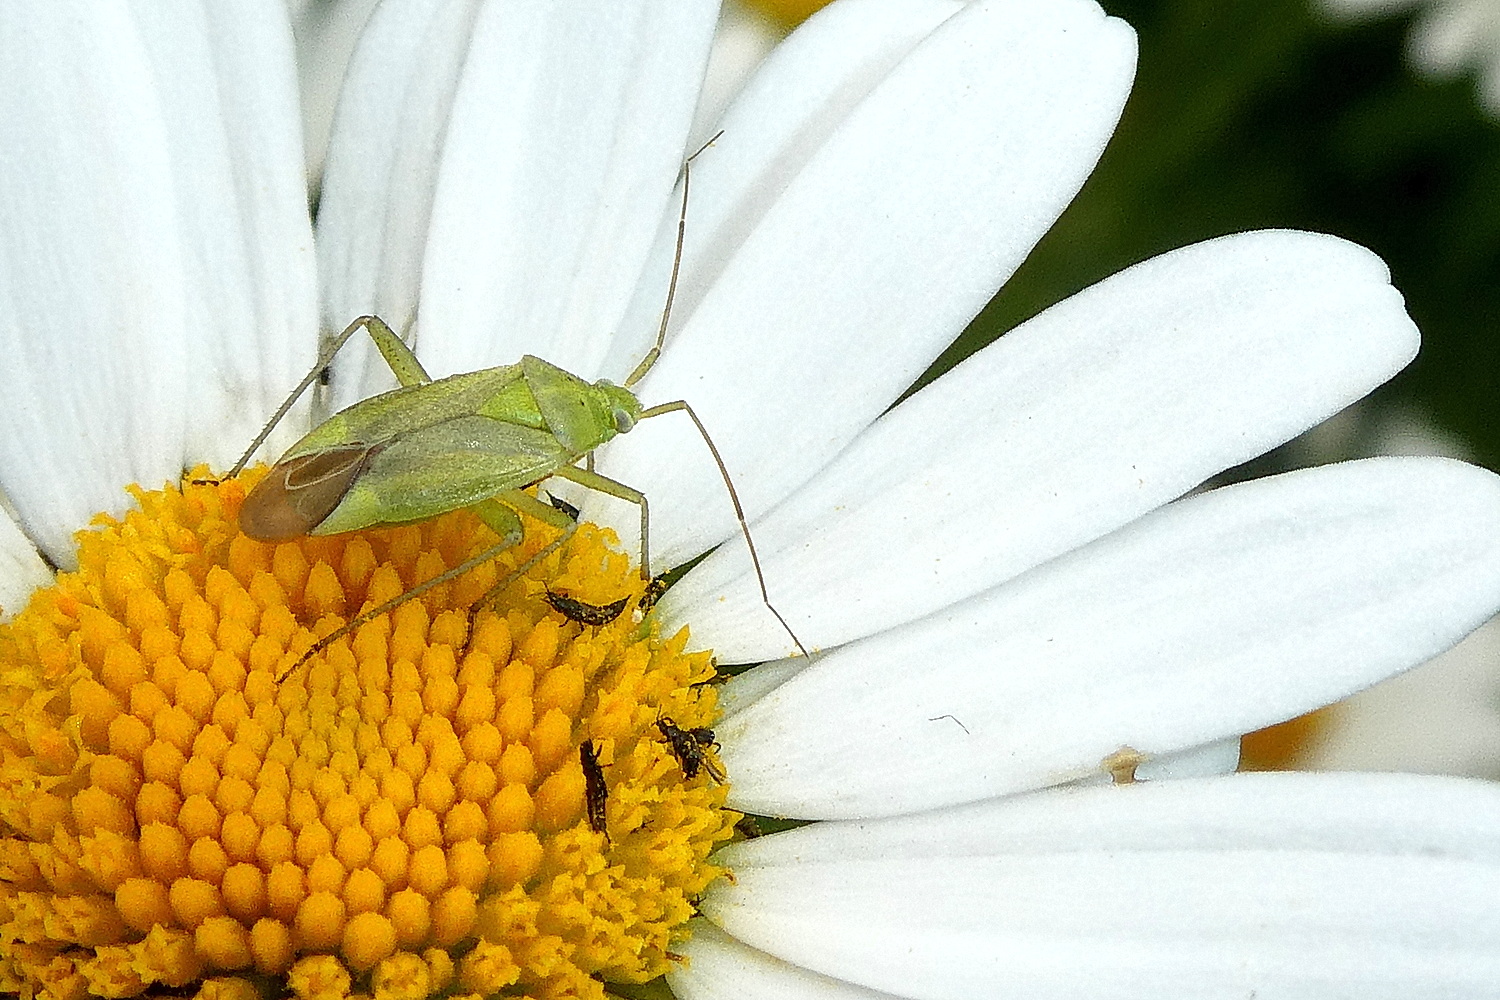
xmin=612 ymin=406 xmax=636 ymax=433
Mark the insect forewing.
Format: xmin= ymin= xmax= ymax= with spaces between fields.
xmin=282 ymin=365 xmax=534 ymax=462
xmin=312 ymin=415 xmax=571 ymax=534
xmin=240 ymin=444 xmax=380 ymax=541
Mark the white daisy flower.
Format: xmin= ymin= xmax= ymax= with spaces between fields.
xmin=1 ymin=2 xmax=1498 ymax=999
xmin=1319 ymin=0 xmax=1500 ymax=114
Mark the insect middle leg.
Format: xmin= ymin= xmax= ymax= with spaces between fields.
xmin=463 ymin=489 xmax=578 ymax=632
xmin=279 ymin=503 xmax=524 ymax=680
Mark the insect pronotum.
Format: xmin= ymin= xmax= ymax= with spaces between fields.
xmin=228 ymin=139 xmax=807 ymax=675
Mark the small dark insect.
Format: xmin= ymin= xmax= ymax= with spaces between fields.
xmin=546 ymin=590 xmax=630 ymax=626
xmin=543 ymin=490 xmax=580 ymax=522
xmin=638 ymin=572 xmax=671 ymax=615
xmin=580 ymin=739 xmax=608 ymax=838
xmin=656 ymin=716 xmax=723 ymax=782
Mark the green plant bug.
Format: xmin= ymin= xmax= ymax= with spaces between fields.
xmin=228 ymin=141 xmax=807 ymax=672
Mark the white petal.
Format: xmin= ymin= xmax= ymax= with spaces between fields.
xmin=717 ymin=771 xmax=1500 ymax=865
xmin=316 ymin=0 xmax=483 ymax=408
xmin=1301 ymin=616 xmax=1500 ymax=776
xmin=0 ymin=504 xmax=52 ymax=621
xmin=412 ymin=0 xmax=721 ymax=385
xmin=192 ymin=0 xmax=318 ymax=463
xmin=686 ymin=2 xmax=783 ymax=147
xmin=132 ymin=0 xmax=317 ymax=467
xmin=719 ymin=457 xmax=1500 ymax=819
xmin=719 ymin=656 xmax=811 ymax=719
xmin=715 ymin=859 xmax=1498 ymax=1000
xmin=593 ymin=0 xmax=1137 ymax=569
xmin=598 ymin=0 xmax=967 ymax=383
xmin=0 ymin=4 xmax=312 ymax=562
xmin=1058 ymin=736 xmax=1244 ymax=788
xmin=706 ymin=773 xmax=1500 ymax=1000
xmin=666 ymin=231 xmax=1420 ymax=661
xmin=0 ymin=4 xmax=191 ymax=563
xmin=286 ymin=0 xmax=380 ymax=186
xmin=670 ymin=920 xmax=911 ymax=1000
xmin=1135 ymin=737 xmax=1241 ymax=781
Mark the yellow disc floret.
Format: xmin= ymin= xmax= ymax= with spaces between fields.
xmin=0 ymin=469 xmax=736 ymax=1000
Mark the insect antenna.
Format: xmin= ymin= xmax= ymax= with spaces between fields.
xmin=624 ymin=130 xmax=722 ymax=390
xmin=637 ymin=399 xmax=809 ymax=659
xmin=618 ymin=131 xmax=809 ymax=659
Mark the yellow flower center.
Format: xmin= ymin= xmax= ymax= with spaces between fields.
xmin=740 ymin=0 xmax=836 ymax=28
xmin=0 ymin=469 xmax=736 ymax=1000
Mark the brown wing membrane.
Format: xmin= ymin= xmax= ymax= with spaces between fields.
xmin=239 ymin=443 xmax=378 ymax=541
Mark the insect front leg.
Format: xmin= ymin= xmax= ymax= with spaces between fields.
xmin=549 ymin=465 xmax=653 ymax=580
xmin=285 ymin=491 xmax=584 ymax=678
xmin=484 ymin=489 xmax=575 ymax=533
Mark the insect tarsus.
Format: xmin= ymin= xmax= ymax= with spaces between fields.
xmin=638 ymin=573 xmax=671 ymax=615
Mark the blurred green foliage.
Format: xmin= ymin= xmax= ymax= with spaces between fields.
xmin=927 ymin=0 xmax=1500 ymax=471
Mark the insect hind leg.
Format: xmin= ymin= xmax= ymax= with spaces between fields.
xmin=229 ymin=315 xmax=429 ymax=479
xmin=463 ymin=517 xmax=579 ymax=656
xmin=278 ymin=514 xmax=525 ymax=682
xmin=278 ymin=492 xmax=583 ymax=680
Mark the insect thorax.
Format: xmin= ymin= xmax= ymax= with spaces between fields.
xmin=519 ymin=356 xmax=643 ymax=455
